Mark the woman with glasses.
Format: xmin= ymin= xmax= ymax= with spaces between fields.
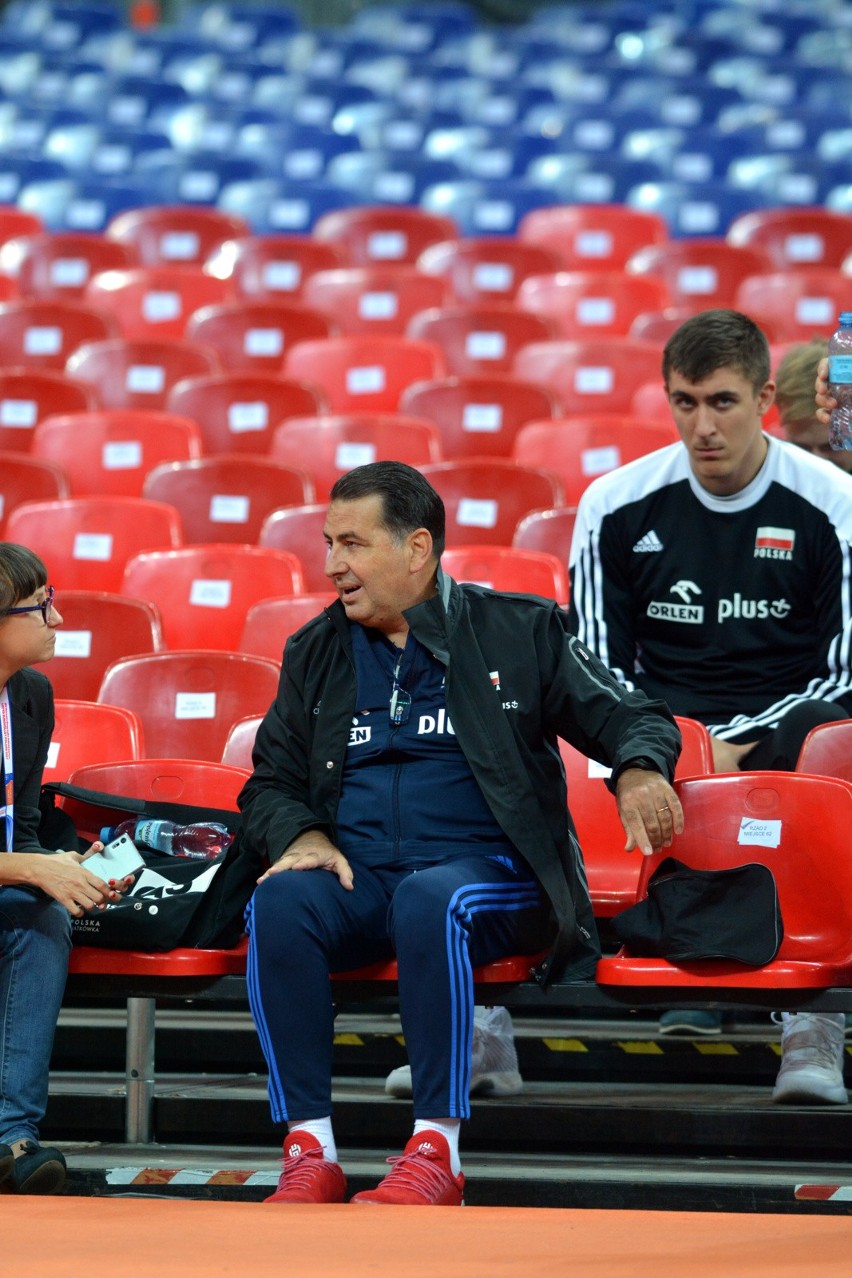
xmin=0 ymin=542 xmax=124 ymax=1194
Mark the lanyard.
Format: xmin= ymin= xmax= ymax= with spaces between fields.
xmin=0 ymin=685 xmax=13 ymax=853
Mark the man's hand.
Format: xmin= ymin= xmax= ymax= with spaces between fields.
xmin=615 ymin=767 xmax=684 ymax=857
xmin=258 ymin=830 xmax=354 ymax=890
xmin=815 ymin=355 xmax=834 ymax=426
xmin=710 ymin=736 xmax=758 ymax=773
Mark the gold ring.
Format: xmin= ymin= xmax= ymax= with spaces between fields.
xmin=657 ymin=806 xmax=670 ymax=813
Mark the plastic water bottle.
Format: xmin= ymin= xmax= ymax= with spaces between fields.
xmin=828 ymin=311 xmax=852 ymax=452
xmin=100 ymin=818 xmax=234 ymax=860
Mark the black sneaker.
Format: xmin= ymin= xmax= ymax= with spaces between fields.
xmin=0 ymin=1143 xmax=13 ymax=1185
xmin=8 ymin=1142 xmax=66 ymax=1194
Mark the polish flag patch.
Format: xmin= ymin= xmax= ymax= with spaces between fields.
xmin=755 ymin=526 xmax=795 ymax=554
xmin=489 ymin=670 xmax=501 ymax=691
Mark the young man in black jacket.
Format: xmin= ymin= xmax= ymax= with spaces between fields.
xmin=240 ymin=460 xmax=681 ymax=1206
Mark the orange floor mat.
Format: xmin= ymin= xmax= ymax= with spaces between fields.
xmin=5 ymin=1200 xmax=852 ymax=1277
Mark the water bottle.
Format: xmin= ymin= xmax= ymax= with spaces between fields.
xmin=828 ymin=311 xmax=852 ymax=452
xmin=99 ymin=818 xmax=234 ymax=860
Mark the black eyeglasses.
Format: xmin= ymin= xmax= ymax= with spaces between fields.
xmin=3 ymin=585 xmax=56 ymax=625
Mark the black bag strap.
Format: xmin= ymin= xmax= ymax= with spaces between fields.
xmin=40 ymin=779 xmax=243 ymax=834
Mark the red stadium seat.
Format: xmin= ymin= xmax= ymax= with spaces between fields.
xmin=205 ymin=234 xmax=347 ymax=300
xmin=513 ymin=417 xmax=678 ymax=505
xmin=283 ymin=335 xmax=446 ymax=412
xmin=518 ymin=205 xmax=669 ymax=270
xmin=734 ymin=268 xmax=851 ymax=342
xmin=0 ymin=298 xmax=118 ymax=369
xmin=120 ymin=544 xmax=304 ymax=651
xmin=106 ymin=205 xmax=250 ymax=267
xmin=166 ymin=371 xmax=326 ymax=455
xmin=597 ymin=772 xmax=852 ymax=986
xmin=142 ymin=456 xmax=314 ymax=544
xmin=312 ymin=206 xmax=458 ymax=266
xmin=441 ymin=545 xmax=569 ymax=603
xmin=516 ymin=270 xmax=670 ymax=339
xmin=0 ymin=453 xmax=70 ymax=535
xmin=221 ymin=714 xmax=264 ymax=770
xmin=399 ymin=373 xmax=562 ymax=459
xmin=301 ymin=265 xmax=450 ymax=336
xmin=43 ymin=700 xmax=144 ymax=787
xmin=0 ymin=368 xmax=99 ymax=453
xmin=795 ymin=719 xmax=852 ymax=784
xmin=269 ymin=412 xmax=442 ymax=500
xmin=512 ymin=506 xmax=578 ymax=562
xmin=407 ymin=303 xmax=557 ymax=376
xmin=66 ymin=336 xmax=221 ymax=410
xmin=2 ymin=231 xmax=138 ymax=299
xmin=31 ymin=409 xmax=203 ymax=497
xmin=258 ymin=503 xmax=330 ymax=592
xmin=727 ymin=207 xmax=852 ymax=271
xmin=238 ymin=592 xmax=336 ymax=661
xmin=4 ymin=496 xmax=182 ymax=591
xmin=48 ymin=590 xmax=164 ymax=702
xmin=0 ymin=207 xmax=43 ymax=244
xmin=513 ymin=338 xmax=662 ymax=415
xmin=85 ymin=265 xmax=232 ymax=339
xmin=97 ymin=650 xmax=281 ymax=763
xmin=185 ymin=299 xmax=335 ymax=372
xmin=419 ymin=459 xmax=565 ymax=547
xmin=417 ymin=236 xmax=565 ymax=303
xmin=626 ymin=239 xmax=775 ymax=308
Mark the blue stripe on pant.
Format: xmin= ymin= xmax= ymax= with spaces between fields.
xmin=245 ymin=854 xmax=550 ymax=1123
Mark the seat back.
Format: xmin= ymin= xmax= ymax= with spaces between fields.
xmin=0 ymin=368 xmax=99 ymax=453
xmin=283 ymin=335 xmax=446 ymax=412
xmin=120 ymin=545 xmax=304 ymax=650
xmin=97 ymin=650 xmax=281 ymax=762
xmin=626 ymin=239 xmax=775 ymax=308
xmin=165 ymin=371 xmax=327 ymax=455
xmin=269 ymin=412 xmax=442 ymax=500
xmin=221 ymin=715 xmax=264 ymax=770
xmin=185 ymin=300 xmax=335 ymax=372
xmin=0 ymin=297 xmax=118 ymax=368
xmin=734 ymin=268 xmax=851 ymax=342
xmin=417 ymin=236 xmax=564 ymax=303
xmin=258 ymin=503 xmax=330 ymax=591
xmin=142 ymin=456 xmax=314 ymax=544
xmin=301 ymin=265 xmax=450 ymax=336
xmin=518 ymin=204 xmax=669 ymax=270
xmin=66 ymin=337 xmax=221 ymax=410
xmin=795 ymin=719 xmax=852 ymax=783
xmin=513 ymin=339 xmax=663 ymax=415
xmin=85 ymin=265 xmax=232 ymax=340
xmin=31 ymin=409 xmax=203 ymax=497
xmin=441 ymin=546 xmax=569 ymax=604
xmin=727 ymin=207 xmax=852 ymax=271
xmin=48 ymin=590 xmax=164 ymax=701
xmin=106 ymin=205 xmax=250 ymax=267
xmin=512 ymin=506 xmax=578 ymax=561
xmin=312 ymin=205 xmax=458 ymax=266
xmin=239 ymin=593 xmax=336 ymax=661
xmin=0 ymin=453 xmax=70 ymax=535
xmin=419 ymin=459 xmax=565 ymax=547
xmin=562 ymin=716 xmax=714 ymax=917
xmin=44 ymin=700 xmax=144 ymax=786
xmin=513 ymin=417 xmax=678 ymax=505
xmin=8 ymin=230 xmax=139 ymax=299
xmin=4 ymin=496 xmax=183 ymax=591
xmin=407 ymin=303 xmax=557 ymax=376
xmin=206 ymin=233 xmax=346 ymax=301
xmin=399 ymin=374 xmax=562 ymax=459
xmin=517 ymin=270 xmax=670 ymax=339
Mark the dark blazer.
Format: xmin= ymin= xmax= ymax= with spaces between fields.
xmin=5 ymin=666 xmax=54 ymax=850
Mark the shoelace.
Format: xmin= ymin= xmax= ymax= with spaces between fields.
xmin=783 ymin=1025 xmax=841 ymax=1070
xmin=278 ymin=1145 xmax=327 ymax=1192
xmin=377 ymin=1147 xmax=454 ymax=1198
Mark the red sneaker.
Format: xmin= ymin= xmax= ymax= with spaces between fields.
xmin=351 ymin=1131 xmax=464 ymax=1206
xmin=264 ymin=1131 xmax=347 ymax=1204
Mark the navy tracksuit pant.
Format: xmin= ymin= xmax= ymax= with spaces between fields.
xmin=246 ymin=852 xmax=550 ymax=1122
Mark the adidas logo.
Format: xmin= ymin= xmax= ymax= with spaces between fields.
xmin=633 ymin=530 xmax=664 ymax=553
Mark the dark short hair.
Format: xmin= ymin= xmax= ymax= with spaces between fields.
xmin=329 ymin=461 xmax=445 ymax=559
xmin=0 ymin=542 xmax=48 ymax=614
xmin=662 ymin=309 xmax=771 ymax=392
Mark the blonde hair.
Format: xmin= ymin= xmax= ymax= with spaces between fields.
xmin=775 ymin=340 xmax=829 ymax=426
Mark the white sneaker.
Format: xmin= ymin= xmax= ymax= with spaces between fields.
xmin=385 ymin=1005 xmax=524 ymax=1098
xmin=772 ymin=1012 xmax=848 ymax=1105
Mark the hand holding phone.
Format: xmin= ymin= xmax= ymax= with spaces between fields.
xmin=83 ymin=832 xmax=145 ymax=882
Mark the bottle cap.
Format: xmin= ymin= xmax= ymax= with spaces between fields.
xmin=839 ymin=312 xmax=852 ymax=325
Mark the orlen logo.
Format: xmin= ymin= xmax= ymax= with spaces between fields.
xmin=647 ymin=580 xmax=704 ymax=624
xmin=717 ymin=595 xmax=791 ymax=623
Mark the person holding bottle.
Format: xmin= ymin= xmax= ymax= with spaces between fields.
xmin=775 ymin=339 xmax=852 ymax=475
xmin=567 ymin=308 xmax=852 ymax=1088
xmin=239 ymin=460 xmax=681 ymax=1207
xmin=0 ymin=542 xmax=128 ymax=1194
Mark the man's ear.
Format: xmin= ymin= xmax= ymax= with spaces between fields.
xmin=408 ymin=527 xmax=434 ymax=573
xmin=757 ymin=379 xmax=776 ymax=416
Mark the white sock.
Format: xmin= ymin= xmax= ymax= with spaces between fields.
xmin=288 ymin=1116 xmax=337 ymax=1163
xmin=413 ymin=1117 xmax=461 ymax=1176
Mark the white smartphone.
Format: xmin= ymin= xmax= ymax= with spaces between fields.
xmin=83 ymin=832 xmax=145 ymax=881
